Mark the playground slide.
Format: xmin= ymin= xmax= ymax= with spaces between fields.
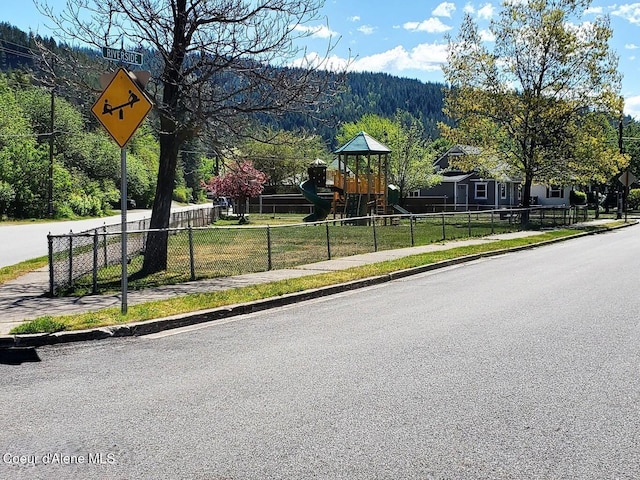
xmin=298 ymin=179 xmax=331 ymax=222
xmin=392 ymin=204 xmax=411 ymax=215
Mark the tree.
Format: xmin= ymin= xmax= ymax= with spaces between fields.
xmin=39 ymin=0 xmax=343 ymax=274
xmin=441 ymin=0 xmax=627 ymax=212
xmin=337 ymin=111 xmax=440 ymax=202
xmin=203 ymin=160 xmax=268 ymax=221
xmin=239 ymin=128 xmax=331 ymax=190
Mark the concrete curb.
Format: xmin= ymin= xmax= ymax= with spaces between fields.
xmin=0 ymin=222 xmax=634 ymax=348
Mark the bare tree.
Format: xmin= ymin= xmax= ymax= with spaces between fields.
xmin=37 ymin=0 xmax=343 ymax=274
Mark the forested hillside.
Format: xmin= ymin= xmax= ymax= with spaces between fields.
xmin=270 ymin=71 xmax=447 ymax=147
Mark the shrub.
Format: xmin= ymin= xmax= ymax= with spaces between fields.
xmin=570 ymin=190 xmax=587 ymax=205
xmin=628 ymin=189 xmax=640 ymax=210
xmin=172 ymin=186 xmax=192 ymax=203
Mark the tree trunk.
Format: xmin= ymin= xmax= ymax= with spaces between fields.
xmin=141 ymin=121 xmax=180 ymax=274
xmin=521 ymin=175 xmax=533 ymax=225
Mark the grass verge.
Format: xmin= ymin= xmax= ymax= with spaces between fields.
xmin=10 ymin=229 xmax=582 ymax=334
xmin=0 ymin=256 xmax=48 ymax=285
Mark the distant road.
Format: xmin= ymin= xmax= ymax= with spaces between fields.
xmin=0 ymin=204 xmax=206 ymax=268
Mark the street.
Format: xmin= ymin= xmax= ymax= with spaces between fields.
xmin=0 ymin=203 xmax=208 ymax=268
xmin=1 ymin=225 xmax=639 ymax=479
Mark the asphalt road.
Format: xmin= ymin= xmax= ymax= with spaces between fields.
xmin=1 ymin=225 xmax=639 ymax=479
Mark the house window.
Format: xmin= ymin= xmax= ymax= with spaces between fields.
xmin=547 ymin=186 xmax=564 ymax=198
xmin=475 ymin=182 xmax=488 ymax=200
xmin=500 ymin=183 xmax=507 ymax=199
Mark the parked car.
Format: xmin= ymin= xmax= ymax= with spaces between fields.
xmin=213 ymin=196 xmax=233 ymax=215
xmin=110 ymin=198 xmax=137 ymax=210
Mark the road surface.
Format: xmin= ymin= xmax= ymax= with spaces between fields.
xmin=1 ymin=225 xmax=639 ymax=479
xmin=0 ymin=204 xmax=207 ymax=268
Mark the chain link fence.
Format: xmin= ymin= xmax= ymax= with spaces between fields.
xmin=47 ymin=205 xmax=588 ymax=296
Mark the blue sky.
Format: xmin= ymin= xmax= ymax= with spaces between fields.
xmin=5 ymin=0 xmax=640 ymax=117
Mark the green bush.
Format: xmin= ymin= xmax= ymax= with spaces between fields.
xmin=67 ymin=192 xmax=103 ymax=217
xmin=570 ymin=190 xmax=587 ymax=205
xmin=172 ymin=186 xmax=192 ymax=204
xmin=628 ymin=189 xmax=640 ymax=210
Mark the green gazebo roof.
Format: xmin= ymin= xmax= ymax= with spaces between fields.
xmin=334 ymin=131 xmax=391 ymax=155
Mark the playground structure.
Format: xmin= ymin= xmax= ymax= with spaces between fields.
xmin=299 ymin=131 xmax=400 ymax=222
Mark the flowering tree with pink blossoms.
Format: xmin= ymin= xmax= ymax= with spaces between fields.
xmin=203 ymin=160 xmax=268 ymax=222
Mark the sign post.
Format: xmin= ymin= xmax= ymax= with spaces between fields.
xmin=91 ymin=67 xmax=152 ymax=314
xmin=618 ymin=170 xmax=638 ymax=223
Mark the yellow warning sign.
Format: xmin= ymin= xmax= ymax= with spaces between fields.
xmin=91 ymin=67 xmax=152 ymax=148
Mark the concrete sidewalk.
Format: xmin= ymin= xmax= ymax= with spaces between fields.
xmin=0 ymin=230 xmax=550 ymax=335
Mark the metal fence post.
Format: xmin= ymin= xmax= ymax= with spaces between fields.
xmin=93 ymin=230 xmax=99 ymax=294
xmin=372 ymin=215 xmax=378 ymax=252
xmin=103 ymin=225 xmax=108 ymax=267
xmin=68 ymin=232 xmax=73 ymax=289
xmin=491 ymin=210 xmax=495 ymax=234
xmin=468 ymin=212 xmax=472 ymax=237
xmin=48 ymin=233 xmax=54 ymax=296
xmin=325 ymin=221 xmax=331 ymax=260
xmin=410 ymin=215 xmax=415 ymax=247
xmin=267 ymin=226 xmax=273 ymax=270
xmin=442 ymin=212 xmax=446 ymax=240
xmin=188 ymin=225 xmax=196 ymax=281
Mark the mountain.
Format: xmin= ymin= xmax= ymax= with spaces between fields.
xmin=270 ymin=71 xmax=447 ymax=147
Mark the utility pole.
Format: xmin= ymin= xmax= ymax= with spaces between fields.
xmin=48 ymin=86 xmax=55 ymax=217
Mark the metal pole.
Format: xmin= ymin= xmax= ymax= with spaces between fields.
xmin=48 ymin=233 xmax=54 ymax=296
xmin=48 ymin=87 xmax=55 ymax=217
xmin=93 ymin=230 xmax=99 ymax=294
xmin=267 ymin=226 xmax=273 ymax=270
xmin=188 ymin=224 xmax=195 ymax=281
xmin=120 ymin=147 xmax=128 ymax=315
xmin=325 ymin=222 xmax=331 ymax=260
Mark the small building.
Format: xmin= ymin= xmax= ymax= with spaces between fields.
xmin=414 ymin=145 xmax=521 ymax=211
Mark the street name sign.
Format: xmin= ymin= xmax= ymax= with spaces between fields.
xmin=91 ymin=68 xmax=153 ymax=148
xmin=102 ymin=47 xmax=143 ymax=66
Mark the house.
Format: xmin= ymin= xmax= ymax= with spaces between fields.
xmin=529 ymin=185 xmax=573 ymax=206
xmin=411 ymin=145 xmax=522 ymax=211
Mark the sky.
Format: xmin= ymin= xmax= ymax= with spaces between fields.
xmin=5 ymin=0 xmax=640 ymax=117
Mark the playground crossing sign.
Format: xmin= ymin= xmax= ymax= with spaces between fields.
xmin=91 ymin=68 xmax=152 ymax=148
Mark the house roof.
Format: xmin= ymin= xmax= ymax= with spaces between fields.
xmin=334 ymin=131 xmax=392 ymax=155
xmin=439 ymin=173 xmax=474 ymax=183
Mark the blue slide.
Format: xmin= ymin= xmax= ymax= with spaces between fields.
xmin=298 ymin=179 xmax=331 ymax=222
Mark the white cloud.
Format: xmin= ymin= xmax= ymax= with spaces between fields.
xmin=357 ymin=25 xmax=376 ymax=35
xmin=477 ymin=3 xmax=495 ymax=20
xmin=462 ymin=2 xmax=494 ymax=19
xmin=293 ymin=25 xmax=338 ymax=38
xmin=290 ymin=42 xmax=448 ymax=75
xmin=626 ymin=43 xmax=640 ymax=49
xmin=624 ymin=94 xmax=640 ymax=119
xmin=288 ymin=51 xmax=351 ymax=71
xmin=612 ymin=4 xmax=640 ymax=25
xmin=479 ymin=29 xmax=495 ymax=42
xmin=349 ymin=16 xmax=361 ymax=22
xmin=585 ymin=6 xmax=603 ymax=14
xmin=433 ymin=2 xmax=456 ymax=18
xmin=403 ymin=18 xmax=452 ymax=34
xmin=351 ymin=43 xmax=448 ymax=73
